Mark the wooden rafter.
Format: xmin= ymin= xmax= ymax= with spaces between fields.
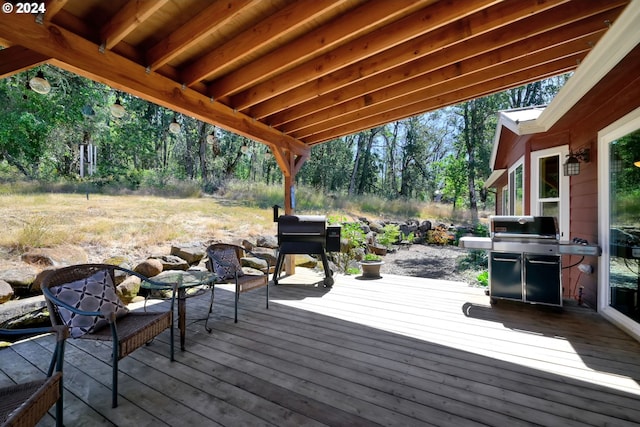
xmin=231 ymin=0 xmax=505 ymax=112
xmin=0 ymin=0 xmax=632 ymax=152
xmin=147 ymin=0 xmax=258 ymax=73
xmin=278 ymin=8 xmax=618 ymax=136
xmin=0 ymin=46 xmax=49 ymax=79
xmin=100 ymin=0 xmax=169 ymax=50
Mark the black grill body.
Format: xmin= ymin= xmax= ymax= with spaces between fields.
xmin=272 ymin=208 xmax=340 ymax=287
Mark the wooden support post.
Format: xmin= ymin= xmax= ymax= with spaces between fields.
xmin=272 ymin=146 xmax=310 ymax=276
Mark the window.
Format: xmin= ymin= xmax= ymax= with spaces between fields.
xmin=508 ymin=159 xmax=524 ymax=216
xmin=531 ymin=146 xmax=569 ymax=241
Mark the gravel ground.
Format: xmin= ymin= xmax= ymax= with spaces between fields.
xmin=379 ymin=243 xmax=482 ymax=285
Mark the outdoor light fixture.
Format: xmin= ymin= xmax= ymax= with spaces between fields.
xmin=240 ymin=144 xmax=249 ymax=154
xmin=110 ymin=98 xmax=126 ymax=118
xmin=169 ymin=116 xmax=181 ymax=134
xmin=634 ymin=160 xmax=640 ymax=168
xmin=206 ymin=133 xmax=217 ymax=144
xmin=563 ymin=148 xmax=590 ymax=176
xmin=29 ymin=71 xmax=51 ymax=94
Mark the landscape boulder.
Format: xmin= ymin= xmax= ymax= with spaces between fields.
xmin=241 ymin=256 xmax=268 ymax=271
xmin=155 ymin=255 xmax=190 ymax=271
xmin=117 ymin=275 xmax=142 ymax=305
xmin=256 ymin=235 xmax=278 ymax=249
xmin=21 ymin=245 xmax=88 ymax=267
xmin=170 ymin=245 xmax=204 ymax=265
xmin=134 ymin=258 xmax=163 ymax=277
xmin=0 ymin=280 xmax=13 ymax=304
xmin=0 ymin=266 xmax=38 ymax=294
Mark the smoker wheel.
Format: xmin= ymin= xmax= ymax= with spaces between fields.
xmin=324 ymin=277 xmax=334 ymax=287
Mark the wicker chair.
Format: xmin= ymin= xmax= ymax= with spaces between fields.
xmin=41 ymin=264 xmax=175 ymax=408
xmin=205 ymin=243 xmax=270 ymax=324
xmin=0 ymin=326 xmax=68 ymax=427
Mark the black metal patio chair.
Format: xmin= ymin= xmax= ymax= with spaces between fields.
xmin=205 ymin=243 xmax=270 ymax=324
xmin=0 ymin=325 xmax=68 ymax=427
xmin=41 ymin=263 xmax=175 ymax=408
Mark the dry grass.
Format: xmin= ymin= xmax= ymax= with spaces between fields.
xmin=0 ymin=193 xmax=275 ymax=267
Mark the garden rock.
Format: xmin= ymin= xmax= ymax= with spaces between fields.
xmin=0 ymin=280 xmax=13 ymax=304
xmin=0 ymin=266 xmax=37 ymax=292
xmin=155 ymin=255 xmax=190 ymax=271
xmin=21 ymin=245 xmax=88 ymax=267
xmin=295 ymin=254 xmax=317 ymax=268
xmin=170 ymin=244 xmax=204 ymax=265
xmin=241 ymin=256 xmax=268 ymax=271
xmin=256 ymin=235 xmax=278 ymax=249
xmin=117 ymin=275 xmax=141 ymax=305
xmin=134 ymin=258 xmax=163 ymax=277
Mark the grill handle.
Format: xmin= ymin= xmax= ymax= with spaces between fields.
xmin=273 ymin=205 xmax=280 ymax=222
xmin=528 ymin=259 xmax=558 ymax=265
xmin=493 ymin=257 xmax=519 ymax=262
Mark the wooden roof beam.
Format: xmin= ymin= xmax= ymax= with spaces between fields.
xmin=277 ymin=9 xmax=618 ymax=133
xmin=206 ymin=0 xmax=437 ymax=99
xmin=178 ymin=0 xmax=344 ymax=85
xmin=0 ymin=13 xmax=309 ymax=157
xmin=304 ymin=55 xmax=583 ymax=145
xmin=147 ymin=0 xmax=259 ymax=73
xmin=0 ymin=46 xmax=50 ymax=78
xmin=100 ymin=0 xmax=169 ymax=51
xmin=294 ymin=37 xmax=594 ymax=140
xmin=43 ymin=0 xmax=69 ymax=22
xmin=252 ymin=0 xmax=620 ymax=121
xmin=230 ymin=0 xmax=504 ymax=111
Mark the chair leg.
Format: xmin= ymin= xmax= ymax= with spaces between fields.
xmin=266 ymin=281 xmax=269 ymax=310
xmin=235 ymin=282 xmax=239 ymax=323
xmin=205 ymin=284 xmax=215 ymax=333
xmin=112 ymin=348 xmax=118 ymax=408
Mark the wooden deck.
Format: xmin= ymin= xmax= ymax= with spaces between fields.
xmin=3 ymin=271 xmax=640 ymax=426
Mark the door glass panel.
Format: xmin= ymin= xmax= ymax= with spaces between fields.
xmin=609 ymin=129 xmax=640 ymax=322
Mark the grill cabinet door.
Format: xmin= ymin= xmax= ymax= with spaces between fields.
xmin=490 ymin=252 xmax=523 ymax=300
xmin=524 ymin=254 xmax=561 ymax=306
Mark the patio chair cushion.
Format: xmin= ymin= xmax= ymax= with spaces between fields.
xmin=211 ymin=247 xmax=245 ymax=280
xmin=50 ymin=269 xmax=128 ymax=338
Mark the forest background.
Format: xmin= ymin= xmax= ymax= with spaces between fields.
xmin=0 ymin=65 xmax=569 ymax=224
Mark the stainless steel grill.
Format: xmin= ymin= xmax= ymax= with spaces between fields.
xmin=272 ymin=206 xmax=340 ymax=287
xmin=460 ymin=215 xmax=601 ymax=307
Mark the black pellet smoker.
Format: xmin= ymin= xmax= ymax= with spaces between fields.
xmin=272 ymin=205 xmax=341 ymax=287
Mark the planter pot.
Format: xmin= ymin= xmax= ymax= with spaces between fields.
xmin=359 ymin=260 xmax=384 ymax=279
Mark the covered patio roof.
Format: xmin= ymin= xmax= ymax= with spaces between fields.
xmin=0 ymin=0 xmax=631 ymax=158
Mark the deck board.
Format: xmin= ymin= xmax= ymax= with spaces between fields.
xmin=3 ymin=271 xmax=640 ymax=426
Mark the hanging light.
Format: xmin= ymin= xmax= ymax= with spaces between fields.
xmin=206 ymin=133 xmax=217 ymax=144
xmin=110 ymin=98 xmax=126 ymax=118
xmin=29 ymin=71 xmax=51 ymax=94
xmin=240 ymin=144 xmax=249 ymax=154
xmin=634 ymin=160 xmax=640 ymax=168
xmin=169 ymin=116 xmax=181 ymax=134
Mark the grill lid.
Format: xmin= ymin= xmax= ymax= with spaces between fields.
xmin=490 ymin=216 xmax=558 ymax=240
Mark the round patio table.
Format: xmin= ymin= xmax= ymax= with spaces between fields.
xmin=142 ymin=270 xmax=217 ymax=352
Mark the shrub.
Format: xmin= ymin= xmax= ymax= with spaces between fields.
xmin=377 ymin=224 xmax=400 ymax=248
xmin=427 ymin=225 xmax=453 ymax=245
xmin=477 ymin=270 xmax=489 ymax=287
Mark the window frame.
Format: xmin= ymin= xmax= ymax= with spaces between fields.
xmin=530 ymin=146 xmax=570 ymax=241
xmin=508 ymin=157 xmax=525 ymax=216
